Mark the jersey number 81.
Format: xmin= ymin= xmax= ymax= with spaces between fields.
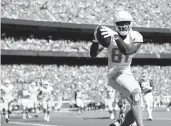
xmin=112 ymin=48 xmax=130 ymax=63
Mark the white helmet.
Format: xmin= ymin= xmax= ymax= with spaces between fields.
xmin=43 ymin=81 xmax=50 ymax=86
xmin=114 ymin=10 xmax=133 ymax=36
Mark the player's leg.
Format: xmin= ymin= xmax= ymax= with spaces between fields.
xmin=46 ymin=100 xmax=52 ymax=122
xmin=113 ymin=95 xmax=122 ymax=122
xmin=145 ymin=93 xmax=153 ymax=120
xmin=7 ymin=100 xmax=13 ymax=121
xmin=43 ymin=100 xmax=48 ymax=120
xmin=24 ymin=99 xmax=31 ymax=119
xmin=117 ymin=97 xmax=128 ymax=124
xmin=76 ymin=98 xmax=81 ymax=114
xmin=4 ymin=100 xmax=10 ymax=123
xmin=141 ymin=94 xmax=145 ymax=111
xmin=32 ymin=99 xmax=38 ymax=117
xmin=109 ymin=73 xmax=144 ymax=126
xmin=80 ymin=99 xmax=84 ymax=113
xmin=34 ymin=101 xmax=39 ymax=117
xmin=27 ymin=106 xmax=32 ymax=118
xmin=108 ymin=99 xmax=115 ymax=119
xmin=21 ymin=99 xmax=27 ymax=119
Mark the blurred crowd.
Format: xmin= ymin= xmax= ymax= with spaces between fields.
xmin=1 ymin=37 xmax=171 ymax=54
xmin=1 ymin=65 xmax=171 ymax=101
xmin=1 ymin=0 xmax=171 ymax=28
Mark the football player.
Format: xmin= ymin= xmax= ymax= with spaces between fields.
xmin=40 ymin=81 xmax=53 ymax=122
xmin=18 ymin=83 xmax=32 ymax=119
xmin=29 ymin=82 xmax=40 ymax=117
xmin=90 ymin=10 xmax=144 ymax=126
xmin=0 ymin=80 xmax=14 ymax=123
xmin=139 ymin=73 xmax=154 ymax=120
xmin=105 ymin=86 xmax=115 ymax=119
xmin=75 ymin=84 xmax=84 ymax=114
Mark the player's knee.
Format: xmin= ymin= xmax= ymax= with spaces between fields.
xmin=130 ymin=88 xmax=141 ymax=105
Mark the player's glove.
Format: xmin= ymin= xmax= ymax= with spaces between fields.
xmin=100 ymin=26 xmax=118 ymax=38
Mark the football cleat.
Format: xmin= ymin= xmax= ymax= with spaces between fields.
xmin=6 ymin=118 xmax=9 ymax=123
xmin=110 ymin=113 xmax=115 ymax=120
xmin=46 ymin=115 xmax=50 ymax=122
xmin=147 ymin=116 xmax=153 ymax=121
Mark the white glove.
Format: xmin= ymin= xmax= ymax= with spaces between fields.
xmin=100 ymin=26 xmax=118 ymax=38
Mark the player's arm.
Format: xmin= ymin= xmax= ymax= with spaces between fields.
xmin=149 ymin=80 xmax=154 ymax=90
xmin=90 ymin=40 xmax=104 ymax=57
xmin=90 ymin=26 xmax=105 ymax=57
xmin=114 ymin=33 xmax=143 ymax=55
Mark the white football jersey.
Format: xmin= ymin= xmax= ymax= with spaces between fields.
xmin=29 ymin=86 xmax=40 ymax=98
xmin=41 ymin=86 xmax=53 ymax=100
xmin=107 ymin=30 xmax=143 ymax=79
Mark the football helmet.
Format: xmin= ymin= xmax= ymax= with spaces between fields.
xmin=114 ymin=10 xmax=133 ymax=36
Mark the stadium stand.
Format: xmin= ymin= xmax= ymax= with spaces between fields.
xmin=1 ymin=0 xmax=171 ymax=110
xmin=1 ymin=38 xmax=171 ymax=54
xmin=1 ymin=0 xmax=171 ymax=28
xmin=1 ymin=65 xmax=171 ymax=99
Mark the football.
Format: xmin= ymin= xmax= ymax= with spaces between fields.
xmin=95 ymin=26 xmax=111 ymax=47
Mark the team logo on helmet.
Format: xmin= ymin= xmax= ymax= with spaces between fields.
xmin=114 ymin=10 xmax=133 ymax=36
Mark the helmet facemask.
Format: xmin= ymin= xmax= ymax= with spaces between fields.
xmin=116 ymin=21 xmax=131 ymax=36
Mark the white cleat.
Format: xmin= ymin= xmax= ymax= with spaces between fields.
xmin=110 ymin=113 xmax=114 ymax=120
xmin=147 ymin=116 xmax=153 ymax=121
xmin=46 ymin=116 xmax=50 ymax=122
xmin=167 ymin=108 xmax=170 ymax=112
xmin=44 ymin=115 xmax=47 ymax=121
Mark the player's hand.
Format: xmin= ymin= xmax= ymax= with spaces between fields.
xmin=100 ymin=26 xmax=118 ymax=38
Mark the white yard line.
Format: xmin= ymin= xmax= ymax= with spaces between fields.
xmin=9 ymin=121 xmax=63 ymax=126
xmin=56 ymin=115 xmax=171 ymax=121
xmin=153 ymin=117 xmax=171 ymax=121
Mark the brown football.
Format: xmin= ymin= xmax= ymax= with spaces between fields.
xmin=95 ymin=26 xmax=111 ymax=47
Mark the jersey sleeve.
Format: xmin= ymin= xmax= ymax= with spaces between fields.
xmin=132 ymin=31 xmax=143 ymax=43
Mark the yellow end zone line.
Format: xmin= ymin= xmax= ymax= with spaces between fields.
xmin=9 ymin=121 xmax=63 ymax=126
